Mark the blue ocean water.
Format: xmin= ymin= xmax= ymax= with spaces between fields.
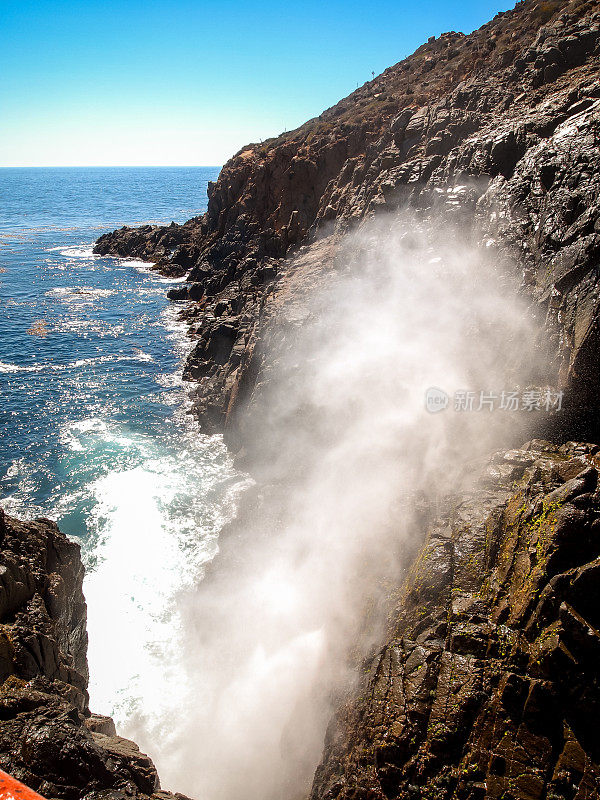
xmin=0 ymin=167 xmax=245 ymax=730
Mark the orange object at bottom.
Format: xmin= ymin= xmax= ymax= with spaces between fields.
xmin=0 ymin=770 xmax=46 ymax=800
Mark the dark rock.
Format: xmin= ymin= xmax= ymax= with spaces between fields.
xmin=188 ymin=282 xmax=206 ymax=301
xmin=309 ymin=442 xmax=600 ymax=800
xmin=0 ymin=510 xmax=174 ymax=800
xmin=166 ymin=286 xmax=190 ymax=301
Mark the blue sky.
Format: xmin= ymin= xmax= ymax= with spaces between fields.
xmin=0 ymin=0 xmax=514 ymax=167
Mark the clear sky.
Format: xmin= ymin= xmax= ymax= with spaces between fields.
xmin=0 ymin=0 xmax=515 ymax=167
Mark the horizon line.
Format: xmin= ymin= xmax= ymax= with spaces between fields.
xmin=0 ymin=164 xmax=223 ymax=169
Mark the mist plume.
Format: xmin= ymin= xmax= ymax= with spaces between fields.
xmin=123 ymin=212 xmax=553 ymax=799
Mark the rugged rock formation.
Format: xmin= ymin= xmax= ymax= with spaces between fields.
xmin=0 ymin=508 xmax=187 ymax=800
xmin=310 ymin=440 xmax=600 ymax=800
xmin=94 ymin=219 xmax=203 ymax=278
xmin=95 ymin=0 xmax=600 ymax=439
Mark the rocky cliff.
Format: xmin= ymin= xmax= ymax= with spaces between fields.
xmin=0 ymin=508 xmax=187 ymax=800
xmin=95 ymin=0 xmax=600 ymax=439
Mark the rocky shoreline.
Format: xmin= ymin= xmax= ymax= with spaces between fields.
xmin=95 ymin=0 xmax=600 ymax=440
xmin=4 ymin=0 xmax=600 ymax=797
xmin=0 ymin=508 xmax=188 ymax=800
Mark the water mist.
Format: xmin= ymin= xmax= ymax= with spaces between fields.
xmin=119 ymin=212 xmax=553 ymax=800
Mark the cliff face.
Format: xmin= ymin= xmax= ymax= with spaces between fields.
xmin=0 ymin=508 xmax=185 ymax=800
xmin=95 ymin=0 xmax=600 ymax=437
xmin=310 ymin=441 xmax=600 ymax=800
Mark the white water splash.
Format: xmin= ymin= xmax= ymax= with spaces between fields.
xmin=76 ymin=418 xmax=249 ymax=731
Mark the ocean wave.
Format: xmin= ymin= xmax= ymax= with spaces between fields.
xmin=45 ymin=286 xmax=115 ymax=300
xmin=0 ymin=352 xmax=154 ymax=375
xmin=70 ymin=352 xmax=155 ymax=368
xmin=126 ymin=258 xmax=157 ymax=273
xmin=61 ymin=417 xmax=110 ymax=452
xmin=82 ymin=431 xmax=247 ymax=724
xmin=161 ymin=305 xmax=194 ymax=355
xmin=52 ymin=319 xmax=126 ymax=337
xmin=56 ymin=245 xmax=97 ymax=258
xmin=127 ymin=259 xmax=188 ymax=284
xmin=71 ymin=417 xmax=109 ymax=433
xmin=0 ymin=360 xmax=41 ymax=374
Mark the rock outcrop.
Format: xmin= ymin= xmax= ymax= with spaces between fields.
xmin=95 ymin=0 xmax=600 ymax=439
xmin=0 ymin=508 xmax=186 ymax=800
xmin=309 ymin=440 xmax=600 ymax=800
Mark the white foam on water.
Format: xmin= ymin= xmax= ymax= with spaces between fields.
xmin=1 ymin=353 xmax=155 ymax=376
xmin=123 ymin=258 xmax=160 ymax=276
xmin=45 ymin=286 xmax=115 ymax=300
xmin=0 ymin=457 xmax=47 ymax=520
xmin=72 ymin=418 xmax=108 ymax=433
xmin=85 ymin=463 xmax=194 ymax=721
xmin=62 ymin=406 xmax=246 ymax=734
xmin=61 ymin=417 xmax=109 ymax=452
xmin=0 ymin=361 xmax=39 ymax=374
xmin=162 ymin=302 xmax=194 ymax=355
xmin=57 ymin=245 xmax=97 ymax=258
xmin=71 ymin=352 xmax=154 ymax=368
xmin=79 ymin=419 xmax=249 ymax=734
xmin=126 ymin=258 xmax=189 ymax=284
xmin=44 ymin=286 xmax=73 ymax=296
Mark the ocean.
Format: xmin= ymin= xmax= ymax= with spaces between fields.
xmin=0 ymin=167 xmax=245 ymax=728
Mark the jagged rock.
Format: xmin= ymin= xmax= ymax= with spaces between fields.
xmin=0 ymin=512 xmax=177 ymax=800
xmin=309 ymin=441 xmax=600 ymax=800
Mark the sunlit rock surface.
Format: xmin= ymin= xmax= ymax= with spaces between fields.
xmin=95 ymin=0 xmax=600 ymax=438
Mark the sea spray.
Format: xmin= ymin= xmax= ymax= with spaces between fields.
xmin=82 ymin=425 xmax=247 ymax=725
xmin=122 ymin=213 xmax=555 ymax=799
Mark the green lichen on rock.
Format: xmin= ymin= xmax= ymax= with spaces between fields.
xmin=310 ymin=441 xmax=600 ymax=800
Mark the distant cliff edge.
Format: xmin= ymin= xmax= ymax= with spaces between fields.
xmin=96 ymin=0 xmax=600 ymax=443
